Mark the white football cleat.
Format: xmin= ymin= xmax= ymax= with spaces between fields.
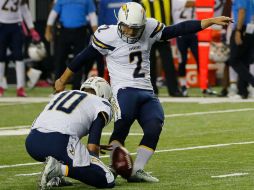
xmin=227 ymin=85 xmax=238 ymax=97
xmin=39 ymin=156 xmax=63 ymax=190
xmin=128 ymin=169 xmax=159 ymax=183
xmin=46 ymin=176 xmax=72 ymax=188
xmin=27 ymin=68 xmax=42 ymax=88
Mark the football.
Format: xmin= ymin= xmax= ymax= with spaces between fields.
xmin=112 ymin=146 xmax=133 ymax=179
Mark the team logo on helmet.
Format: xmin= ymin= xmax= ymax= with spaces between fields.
xmin=121 ymin=4 xmax=129 ymax=19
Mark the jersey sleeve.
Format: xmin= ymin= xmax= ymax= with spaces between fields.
xmin=20 ymin=4 xmax=34 ymax=29
xmin=92 ymin=25 xmax=116 ymax=55
xmin=94 ymin=99 xmax=113 ymax=126
xmin=145 ymin=18 xmax=165 ymax=42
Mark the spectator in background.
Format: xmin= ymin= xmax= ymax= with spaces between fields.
xmin=214 ymin=0 xmax=236 ymax=97
xmin=45 ymin=0 xmax=98 ymax=90
xmin=172 ymin=0 xmax=197 ymax=97
xmin=173 ymin=0 xmax=220 ymax=96
xmin=229 ymin=0 xmax=254 ymax=99
xmin=141 ymin=0 xmax=183 ymax=97
xmin=0 ymin=0 xmax=40 ymax=97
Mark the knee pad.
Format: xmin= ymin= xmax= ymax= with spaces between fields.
xmin=140 ymin=119 xmax=163 ymax=150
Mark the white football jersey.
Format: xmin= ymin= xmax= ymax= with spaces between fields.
xmin=172 ymin=0 xmax=195 ymax=24
xmin=92 ymin=18 xmax=164 ymax=95
xmin=0 ymin=0 xmax=26 ymax=23
xmin=32 ymin=90 xmax=112 ymax=139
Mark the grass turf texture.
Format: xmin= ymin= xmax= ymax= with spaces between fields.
xmin=0 ymin=87 xmax=253 ymax=189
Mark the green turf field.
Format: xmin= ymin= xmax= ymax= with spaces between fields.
xmin=0 ymin=87 xmax=254 ymax=190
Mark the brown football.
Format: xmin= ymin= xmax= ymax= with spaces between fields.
xmin=112 ymin=146 xmax=133 ymax=179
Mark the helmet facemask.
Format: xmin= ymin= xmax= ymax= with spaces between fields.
xmin=117 ymin=22 xmax=145 ymax=44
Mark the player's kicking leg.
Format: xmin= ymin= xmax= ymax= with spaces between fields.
xmin=128 ymin=94 xmax=164 ymax=183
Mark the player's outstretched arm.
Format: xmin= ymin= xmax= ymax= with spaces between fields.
xmin=201 ymin=16 xmax=233 ymax=29
xmin=54 ymin=45 xmax=102 ymax=92
xmin=160 ymin=16 xmax=233 ymax=41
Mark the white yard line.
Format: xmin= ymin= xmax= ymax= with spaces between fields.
xmin=0 ymin=162 xmax=42 ymax=169
xmin=0 ymin=128 xmax=31 ymax=136
xmin=1 ymin=140 xmax=254 ymax=169
xmin=15 ymin=172 xmax=41 ymax=177
xmin=0 ymin=128 xmax=142 ymax=136
xmin=159 ymin=97 xmax=254 ymax=104
xmin=211 ymin=173 xmax=249 ymax=178
xmin=165 ymin=108 xmax=254 ymax=118
xmin=0 ymin=126 xmax=30 ymax=130
xmin=1 ymin=108 xmax=254 ymax=136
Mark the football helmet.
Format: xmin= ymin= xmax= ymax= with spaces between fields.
xmin=209 ymin=42 xmax=230 ymax=63
xmin=28 ymin=42 xmax=47 ymax=61
xmin=117 ymin=2 xmax=146 ymax=44
xmin=80 ymin=77 xmax=112 ymax=100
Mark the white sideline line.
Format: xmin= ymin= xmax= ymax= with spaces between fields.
xmin=0 ymin=97 xmax=50 ymax=103
xmin=165 ymin=108 xmax=254 ymax=118
xmin=1 ymin=97 xmax=254 ymax=104
xmin=211 ymin=173 xmax=249 ymax=178
xmin=1 ymin=141 xmax=254 ymax=169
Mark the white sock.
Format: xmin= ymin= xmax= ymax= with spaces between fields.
xmin=229 ymin=82 xmax=237 ymax=89
xmin=61 ymin=165 xmax=68 ymax=177
xmin=179 ymin=77 xmax=187 ymax=87
xmin=0 ymin=62 xmax=5 ymax=87
xmin=250 ymin=64 xmax=254 ymax=76
xmin=15 ymin=61 xmax=25 ymax=89
xmin=132 ymin=146 xmax=154 ymax=175
xmin=229 ymin=66 xmax=238 ymax=84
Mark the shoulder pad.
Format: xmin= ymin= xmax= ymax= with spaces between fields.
xmin=93 ymin=25 xmax=117 ymax=51
xmin=146 ymin=18 xmax=165 ymax=38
